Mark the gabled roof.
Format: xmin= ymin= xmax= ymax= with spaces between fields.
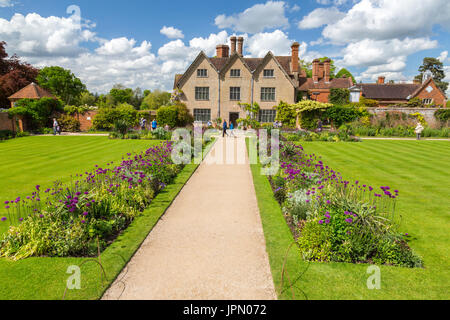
xmin=298 ymin=78 xmax=353 ymax=91
xmin=409 ymin=77 xmax=447 ymax=99
xmin=252 ymin=52 xmax=297 ymax=87
xmin=8 ymin=82 xmax=56 ymax=101
xmin=217 ymin=52 xmax=253 ymax=76
xmin=175 ymin=51 xmax=219 ymax=89
xmin=356 ymin=83 xmax=420 ymax=100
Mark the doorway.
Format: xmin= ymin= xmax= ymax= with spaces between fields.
xmin=229 ymin=112 xmax=239 ymax=128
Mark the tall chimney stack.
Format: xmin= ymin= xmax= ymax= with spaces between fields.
xmin=216 ymin=45 xmax=229 ymax=58
xmin=230 ymin=36 xmax=237 ymax=55
xmin=378 ymin=76 xmax=385 ymax=84
xmin=291 ymin=42 xmax=300 ymax=76
xmin=312 ymin=59 xmax=320 ymax=83
xmin=324 ymin=59 xmax=331 ymax=83
xmin=237 ymin=37 xmax=244 ymax=56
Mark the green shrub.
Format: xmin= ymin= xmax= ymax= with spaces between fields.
xmin=275 ymin=101 xmax=297 ymax=127
xmin=157 ymin=106 xmax=178 ymax=128
xmin=329 ymin=88 xmax=350 ymax=105
xmin=58 ymin=114 xmax=81 ymax=132
xmin=435 ymin=109 xmax=450 ymax=122
xmin=152 ymin=127 xmax=171 ymax=140
xmin=93 ymin=103 xmax=138 ymax=131
xmin=297 ymin=219 xmax=333 ymax=262
xmin=0 ymin=130 xmax=14 ymax=140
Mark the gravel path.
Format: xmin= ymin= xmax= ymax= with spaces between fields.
xmin=103 ymin=136 xmax=276 ymax=300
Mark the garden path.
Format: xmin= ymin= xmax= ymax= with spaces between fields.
xmin=103 ymin=135 xmax=276 ymax=300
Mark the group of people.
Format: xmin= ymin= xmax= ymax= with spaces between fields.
xmin=140 ymin=117 xmax=159 ymax=131
xmin=222 ymin=120 xmax=236 ymax=138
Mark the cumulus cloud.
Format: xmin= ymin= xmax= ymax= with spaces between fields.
xmin=160 ymin=26 xmax=184 ymax=39
xmin=0 ymin=0 xmax=13 ymax=7
xmin=215 ymin=1 xmax=289 ymax=33
xmin=438 ymin=51 xmax=448 ymax=62
xmin=298 ymin=7 xmax=345 ymax=29
xmin=0 ymin=13 xmax=96 ymax=57
xmin=339 ymin=38 xmax=438 ymax=68
xmin=322 ymin=0 xmax=450 ymax=44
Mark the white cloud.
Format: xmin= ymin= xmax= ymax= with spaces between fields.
xmin=0 ymin=0 xmax=13 ymax=7
xmin=0 ymin=13 xmax=96 ymax=57
xmin=316 ymin=0 xmax=352 ymax=5
xmin=322 ymin=0 xmax=450 ymax=44
xmin=160 ymin=26 xmax=184 ymax=39
xmin=339 ymin=37 xmax=438 ymax=68
xmin=438 ymin=51 xmax=448 ymax=62
xmin=290 ymin=4 xmax=301 ymax=12
xmin=298 ymin=7 xmax=345 ymax=29
xmin=215 ymin=1 xmax=289 ymax=33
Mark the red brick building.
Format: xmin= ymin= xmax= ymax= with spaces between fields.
xmin=298 ymin=59 xmax=354 ymax=103
xmin=356 ymin=76 xmax=447 ymax=107
xmin=8 ymin=82 xmax=56 ymax=108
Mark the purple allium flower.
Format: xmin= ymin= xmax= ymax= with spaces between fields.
xmin=5 ymin=206 xmax=10 ymax=209
xmin=318 ymin=220 xmax=324 ymax=225
xmin=36 ymin=185 xmax=40 ymax=191
xmin=325 ymin=213 xmax=331 ymax=218
xmin=83 ymin=212 xmax=88 ymax=216
xmin=325 ymin=219 xmax=330 ymax=224
xmin=39 ymin=214 xmax=44 ymax=218
xmin=81 ymin=220 xmax=86 ymax=224
xmin=19 ymin=218 xmax=23 ymax=222
xmin=345 ymin=218 xmax=353 ymax=223
xmin=327 ymin=200 xmax=331 ymax=205
xmin=4 ymin=201 xmax=9 ymax=204
xmin=1 ymin=217 xmax=6 ymax=222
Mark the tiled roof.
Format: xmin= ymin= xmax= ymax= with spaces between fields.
xmin=209 ymin=56 xmax=293 ymax=74
xmin=357 ymin=83 xmax=420 ymax=100
xmin=173 ymin=74 xmax=183 ymax=90
xmin=8 ymin=82 xmax=56 ymax=100
xmin=298 ymin=78 xmax=353 ymax=91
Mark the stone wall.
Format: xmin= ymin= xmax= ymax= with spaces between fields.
xmin=367 ymin=107 xmax=445 ymax=129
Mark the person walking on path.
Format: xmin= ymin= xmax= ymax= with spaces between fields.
xmin=317 ymin=119 xmax=323 ymax=133
xmin=222 ymin=120 xmax=228 ymax=138
xmin=52 ymin=118 xmax=60 ymax=136
xmin=229 ymin=122 xmax=236 ymax=138
xmin=415 ymin=122 xmax=424 ymax=140
xmin=140 ymin=117 xmax=147 ymax=131
xmin=152 ymin=119 xmax=157 ymax=131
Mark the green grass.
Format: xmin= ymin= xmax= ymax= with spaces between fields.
xmin=0 ymin=136 xmax=201 ymax=299
xmin=250 ymin=140 xmax=450 ymax=300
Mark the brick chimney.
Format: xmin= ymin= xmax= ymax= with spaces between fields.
xmin=377 ymin=76 xmax=385 ymax=84
xmin=324 ymin=59 xmax=331 ymax=83
xmin=291 ymin=42 xmax=300 ymax=75
xmin=312 ymin=59 xmax=320 ymax=83
xmin=230 ymin=36 xmax=237 ymax=55
xmin=237 ymin=37 xmax=244 ymax=56
xmin=216 ymin=45 xmax=229 ymax=58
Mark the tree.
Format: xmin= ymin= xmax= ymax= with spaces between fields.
xmin=79 ymin=91 xmax=96 ymax=106
xmin=415 ymin=57 xmax=449 ymax=93
xmin=109 ymin=84 xmax=134 ymax=105
xmin=37 ymin=66 xmax=86 ymax=105
xmin=0 ymin=41 xmax=39 ymax=108
xmin=329 ymin=88 xmax=350 ymax=105
xmin=336 ymin=68 xmax=356 ymax=84
xmin=140 ymin=90 xmax=172 ymax=110
xmin=8 ymin=98 xmax=63 ymax=131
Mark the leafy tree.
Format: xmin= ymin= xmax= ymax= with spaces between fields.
xmin=0 ymin=41 xmax=39 ymax=108
xmin=92 ymin=103 xmax=138 ymax=130
xmin=79 ymin=91 xmax=96 ymax=106
xmin=156 ymin=103 xmax=194 ymax=128
xmin=140 ymin=90 xmax=172 ymax=110
xmin=329 ymin=88 xmax=350 ymax=105
xmin=275 ymin=101 xmax=297 ymax=127
xmin=37 ymin=66 xmax=86 ymax=105
xmin=336 ymin=68 xmax=356 ymax=84
xmin=109 ymin=84 xmax=134 ymax=105
xmin=415 ymin=57 xmax=449 ymax=93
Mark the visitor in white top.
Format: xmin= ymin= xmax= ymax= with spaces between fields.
xmin=415 ymin=122 xmax=424 ymax=140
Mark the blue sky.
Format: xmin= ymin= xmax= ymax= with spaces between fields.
xmin=1 ymin=0 xmax=449 ymax=93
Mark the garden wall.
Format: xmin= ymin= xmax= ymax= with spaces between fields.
xmin=78 ymin=111 xmax=97 ymax=131
xmin=0 ymin=112 xmax=15 ymax=131
xmin=367 ymin=107 xmax=444 ymax=129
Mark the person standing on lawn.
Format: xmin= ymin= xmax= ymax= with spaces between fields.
xmin=152 ymin=119 xmax=157 ymax=131
xmin=415 ymin=122 xmax=424 ymax=140
xmin=223 ymin=120 xmax=228 ymax=138
xmin=52 ymin=118 xmax=60 ymax=136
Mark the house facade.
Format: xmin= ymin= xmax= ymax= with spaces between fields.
xmin=354 ymin=76 xmax=447 ymax=107
xmin=174 ymin=37 xmax=353 ymax=125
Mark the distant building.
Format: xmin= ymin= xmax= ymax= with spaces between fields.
xmin=354 ymin=76 xmax=447 ymax=107
xmin=173 ymin=37 xmax=353 ymax=125
xmin=8 ymin=82 xmax=56 ymax=108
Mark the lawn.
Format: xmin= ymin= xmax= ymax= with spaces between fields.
xmin=251 ymin=140 xmax=450 ymax=300
xmin=0 ymin=136 xmax=202 ymax=300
